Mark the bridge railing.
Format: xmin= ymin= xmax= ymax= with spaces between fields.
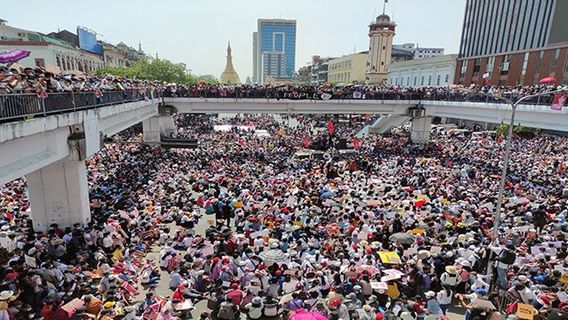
xmin=0 ymin=90 xmax=151 ymax=123
xmin=164 ymin=91 xmax=557 ymax=108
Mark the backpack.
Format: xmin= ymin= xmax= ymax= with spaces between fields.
xmin=499 ymin=249 xmax=516 ymax=265
xmin=217 ymin=302 xmax=235 ymax=320
xmin=384 ymin=310 xmax=400 ymax=320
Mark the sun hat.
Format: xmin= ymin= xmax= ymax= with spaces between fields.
xmin=445 ymin=266 xmax=458 ymax=274
xmin=0 ymin=291 xmax=13 ymax=300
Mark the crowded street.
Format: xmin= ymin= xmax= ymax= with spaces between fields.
xmin=0 ymin=111 xmax=566 ymax=320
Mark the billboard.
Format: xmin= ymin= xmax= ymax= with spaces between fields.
xmin=77 ymin=26 xmax=103 ymax=55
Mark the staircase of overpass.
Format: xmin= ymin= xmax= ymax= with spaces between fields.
xmin=1 ymin=91 xmax=567 ymax=231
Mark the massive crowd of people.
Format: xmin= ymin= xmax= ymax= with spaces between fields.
xmin=160 ymin=83 xmax=565 ymax=105
xmin=0 ymin=64 xmax=566 ymax=106
xmin=0 ymin=109 xmax=566 ymax=320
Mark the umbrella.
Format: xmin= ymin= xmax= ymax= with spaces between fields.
xmin=289 ymin=309 xmax=329 ymax=320
xmin=539 ymin=76 xmax=556 ymax=84
xmin=389 ymin=232 xmax=414 ymax=245
xmin=259 ymin=249 xmax=286 ymax=265
xmin=417 ymin=250 xmax=431 ymax=259
xmin=0 ymin=49 xmax=30 ymax=63
xmin=409 ymin=228 xmax=425 ymax=235
xmin=320 ymin=191 xmax=335 ymax=199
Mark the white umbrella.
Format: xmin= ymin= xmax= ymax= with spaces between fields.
xmin=259 ymin=249 xmax=286 ymax=265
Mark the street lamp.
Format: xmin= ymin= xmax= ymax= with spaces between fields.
xmin=459 ymin=87 xmax=567 ymax=242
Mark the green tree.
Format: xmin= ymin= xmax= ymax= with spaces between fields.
xmin=96 ymin=58 xmax=197 ymax=84
xmin=496 ymin=124 xmax=539 ymax=138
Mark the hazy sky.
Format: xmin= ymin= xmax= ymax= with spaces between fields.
xmin=8 ymin=0 xmax=465 ymax=78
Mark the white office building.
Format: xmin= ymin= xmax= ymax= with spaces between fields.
xmin=387 ymin=54 xmax=458 ymax=87
xmin=393 ymin=43 xmax=444 ymax=59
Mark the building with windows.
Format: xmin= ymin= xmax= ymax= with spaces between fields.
xmin=296 ymin=55 xmax=333 ymax=85
xmin=387 ymin=54 xmax=458 ymax=88
xmin=328 ymin=52 xmax=368 ymax=84
xmin=0 ymin=20 xmax=143 ymax=71
xmin=455 ymin=0 xmax=568 ymax=86
xmin=393 ymin=43 xmax=445 ymax=59
xmin=252 ymin=19 xmax=297 ymax=83
xmin=0 ymin=40 xmax=104 ymax=72
xmin=0 ymin=18 xmax=35 ymax=42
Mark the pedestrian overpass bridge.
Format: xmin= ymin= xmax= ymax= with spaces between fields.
xmin=0 ymin=93 xmax=566 ymax=231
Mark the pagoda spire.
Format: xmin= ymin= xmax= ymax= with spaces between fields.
xmin=220 ymin=41 xmax=241 ymax=84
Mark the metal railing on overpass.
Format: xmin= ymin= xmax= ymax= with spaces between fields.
xmin=0 ymin=90 xmax=152 ymax=123
xmin=0 ymin=89 xmax=559 ymax=124
xmin=163 ymin=90 xmax=557 ymax=107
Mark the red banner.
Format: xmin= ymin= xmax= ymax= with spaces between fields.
xmin=303 ymin=136 xmax=310 ymax=148
xmin=550 ymin=93 xmax=567 ymax=111
xmin=327 ymin=120 xmax=335 ymax=134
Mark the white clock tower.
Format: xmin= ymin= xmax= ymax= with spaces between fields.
xmin=366 ymin=1 xmax=396 ymax=84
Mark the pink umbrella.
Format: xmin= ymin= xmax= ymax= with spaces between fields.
xmin=289 ymin=309 xmax=329 ymax=320
xmin=0 ymin=49 xmax=30 ymax=63
xmin=539 ymin=76 xmax=557 ymax=84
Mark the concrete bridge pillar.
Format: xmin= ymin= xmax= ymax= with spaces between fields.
xmin=25 ymin=124 xmax=92 ymax=232
xmin=142 ymin=116 xmax=177 ymax=142
xmin=143 ymin=106 xmax=177 ymax=142
xmin=26 ymin=159 xmax=91 ymax=232
xmin=410 ymin=117 xmax=432 ymax=143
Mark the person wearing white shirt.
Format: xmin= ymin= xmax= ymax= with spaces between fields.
xmin=436 ymin=286 xmax=452 ymax=315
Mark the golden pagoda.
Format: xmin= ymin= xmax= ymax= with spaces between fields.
xmin=219 ymin=42 xmax=241 ymax=84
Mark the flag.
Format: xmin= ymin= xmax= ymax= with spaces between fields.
xmin=239 ymin=139 xmax=245 ymax=146
xmin=550 ymin=93 xmax=567 ymax=111
xmin=353 ymin=138 xmax=360 ymax=150
xmin=303 ymin=135 xmax=310 ymax=148
xmin=327 ymin=120 xmax=335 ymax=134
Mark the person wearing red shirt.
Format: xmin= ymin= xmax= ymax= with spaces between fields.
xmin=412 ymin=296 xmax=427 ymax=320
xmin=225 ymin=283 xmax=245 ymax=307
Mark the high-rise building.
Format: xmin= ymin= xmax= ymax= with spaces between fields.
xmin=252 ymin=19 xmax=297 ymax=83
xmin=455 ymin=0 xmax=568 ymax=86
xmin=366 ymin=13 xmax=396 ymax=84
xmin=219 ymin=42 xmax=241 ymax=84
